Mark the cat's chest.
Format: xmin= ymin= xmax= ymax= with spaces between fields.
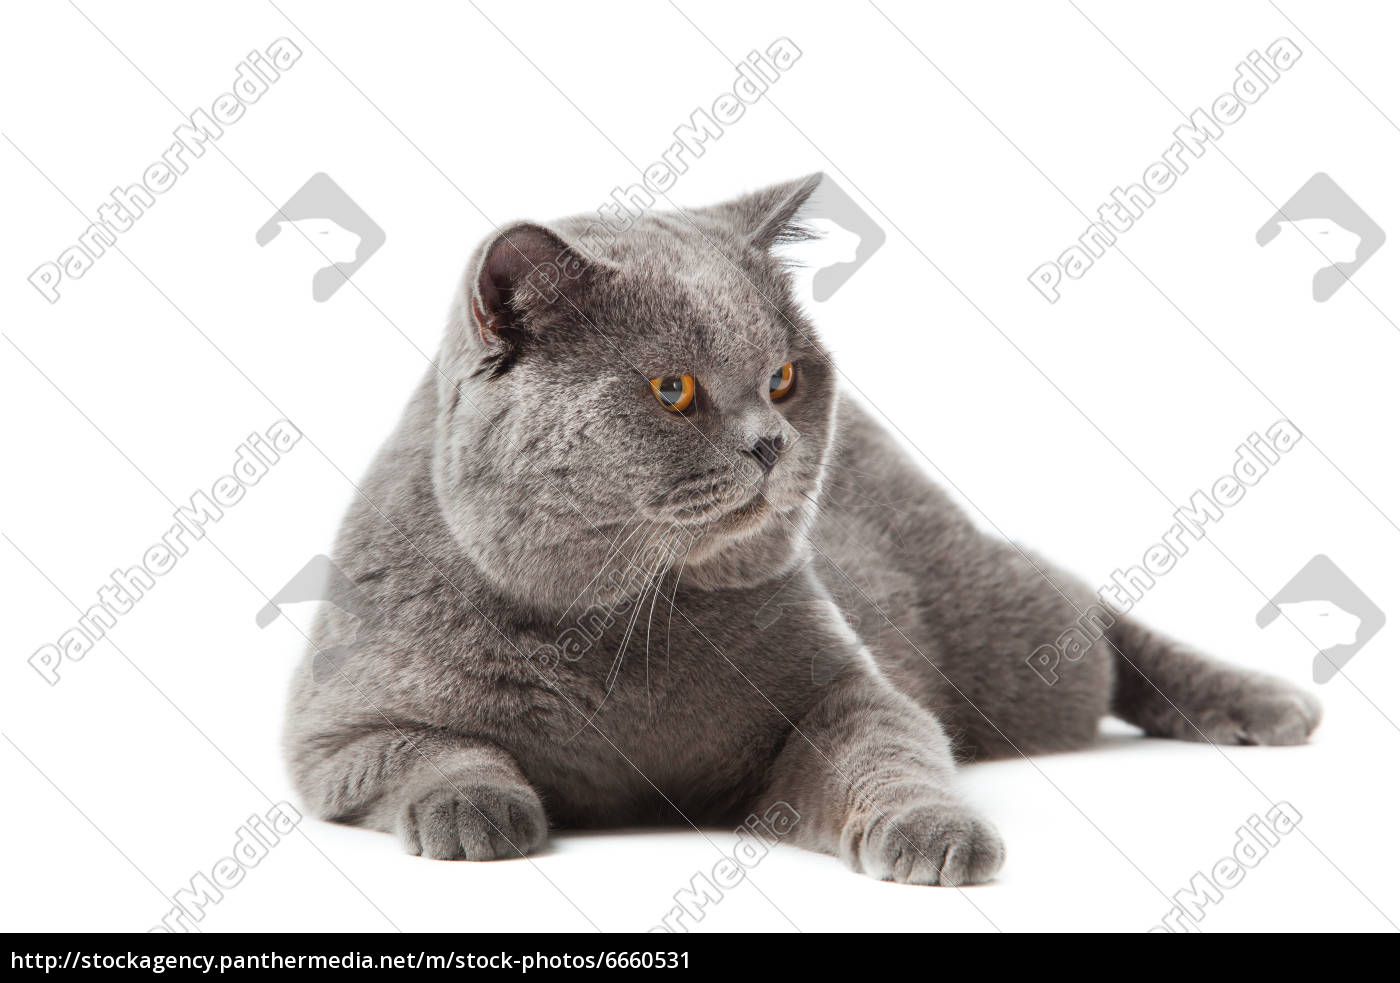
xmin=513 ymin=611 xmax=824 ymax=819
xmin=462 ymin=577 xmax=858 ymax=822
xmin=564 ymin=625 xmax=812 ymax=752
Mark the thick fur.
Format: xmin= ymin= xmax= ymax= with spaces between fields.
xmin=283 ymin=175 xmax=1320 ymax=884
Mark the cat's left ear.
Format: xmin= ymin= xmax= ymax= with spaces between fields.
xmin=467 ymin=222 xmax=610 ymax=347
xmin=703 ymin=172 xmax=825 ymax=252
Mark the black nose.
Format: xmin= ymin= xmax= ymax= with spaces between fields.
xmin=746 ymin=435 xmax=787 ymax=475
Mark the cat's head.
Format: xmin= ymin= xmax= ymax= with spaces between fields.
xmin=432 ymin=174 xmax=837 ymax=612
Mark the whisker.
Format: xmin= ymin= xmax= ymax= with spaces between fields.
xmin=664 ymin=539 xmax=694 ymax=677
xmin=562 ymin=545 xmax=667 ymax=744
xmin=554 ymin=516 xmax=659 ymax=626
xmin=643 ymin=557 xmax=668 ymax=714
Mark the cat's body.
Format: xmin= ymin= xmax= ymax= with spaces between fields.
xmin=284 ymin=175 xmax=1319 ymax=884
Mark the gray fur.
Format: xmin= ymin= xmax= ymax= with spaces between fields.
xmin=283 ymin=174 xmax=1320 ymax=885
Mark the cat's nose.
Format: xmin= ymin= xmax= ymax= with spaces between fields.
xmin=745 ymin=434 xmax=787 ymax=475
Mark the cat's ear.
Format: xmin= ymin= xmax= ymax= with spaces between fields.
xmin=467 ymin=222 xmax=606 ymax=346
xmin=702 ymin=173 xmax=825 ymax=252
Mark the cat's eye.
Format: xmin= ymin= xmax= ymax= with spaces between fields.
xmin=650 ymin=375 xmax=695 ymax=412
xmin=768 ymin=362 xmax=795 ymax=401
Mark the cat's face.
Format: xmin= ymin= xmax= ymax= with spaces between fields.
xmin=432 ymin=175 xmax=837 ymax=611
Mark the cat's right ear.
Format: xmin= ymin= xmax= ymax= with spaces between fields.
xmin=697 ymin=173 xmax=826 ymax=252
xmin=467 ymin=222 xmax=605 ymax=348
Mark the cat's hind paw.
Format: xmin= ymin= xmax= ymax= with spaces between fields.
xmin=1193 ymin=679 xmax=1322 ymax=747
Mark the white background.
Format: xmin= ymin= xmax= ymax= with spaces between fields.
xmin=2 ymin=0 xmax=1397 ymax=934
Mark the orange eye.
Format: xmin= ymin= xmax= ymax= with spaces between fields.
xmin=650 ymin=375 xmax=695 ymax=412
xmin=768 ymin=362 xmax=795 ymax=400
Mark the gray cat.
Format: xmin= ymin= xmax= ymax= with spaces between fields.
xmin=283 ymin=174 xmax=1321 ymax=886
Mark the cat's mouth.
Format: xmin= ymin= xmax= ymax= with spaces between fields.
xmin=651 ymin=471 xmax=808 ymax=537
xmin=651 ymin=471 xmax=776 ymax=526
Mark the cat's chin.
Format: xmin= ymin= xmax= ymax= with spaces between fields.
xmin=702 ymin=484 xmax=814 ymax=546
xmin=710 ymin=492 xmax=771 ymax=532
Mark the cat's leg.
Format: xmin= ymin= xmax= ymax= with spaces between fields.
xmin=1110 ymin=618 xmax=1321 ymax=745
xmin=289 ymin=726 xmax=547 ymax=860
xmin=757 ymin=663 xmax=1004 ymax=886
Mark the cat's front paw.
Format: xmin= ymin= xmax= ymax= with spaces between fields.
xmin=1193 ymin=675 xmax=1322 ymax=746
xmin=397 ymin=781 xmax=547 ymax=861
xmin=847 ymin=801 xmax=1005 ymax=886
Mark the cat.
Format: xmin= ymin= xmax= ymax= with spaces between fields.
xmin=283 ymin=174 xmax=1321 ymax=885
